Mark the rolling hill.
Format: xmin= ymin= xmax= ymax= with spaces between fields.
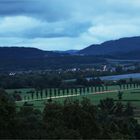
xmin=0 ymin=47 xmax=105 ymax=71
xmin=79 ymin=36 xmax=140 ymax=59
xmin=0 ymin=47 xmax=62 ymax=59
xmin=0 ymin=36 xmax=140 ymax=71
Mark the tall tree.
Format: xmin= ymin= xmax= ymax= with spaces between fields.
xmin=98 ymin=86 xmax=101 ymax=92
xmin=36 ymin=90 xmax=39 ymax=99
xmin=45 ymin=89 xmax=48 ymax=98
xmin=118 ymin=91 xmax=123 ymax=100
xmin=62 ymin=89 xmax=65 ymax=96
xmin=102 ymin=86 xmax=104 ymax=91
xmin=71 ymin=88 xmax=74 ymax=95
xmin=40 ymin=89 xmax=43 ymax=99
xmin=75 ymin=88 xmax=77 ymax=95
xmin=66 ymin=88 xmax=69 ymax=96
xmin=91 ymin=86 xmax=94 ymax=93
xmin=105 ymin=85 xmax=108 ymax=91
xmin=87 ymin=87 xmax=90 ymax=94
xmin=54 ymin=88 xmax=57 ymax=97
xmin=79 ymin=87 xmax=82 ymax=95
xmin=58 ymin=88 xmax=61 ymax=96
xmin=126 ymin=83 xmax=129 ymax=89
xmin=95 ymin=86 xmax=98 ymax=92
xmin=123 ymin=84 xmax=125 ymax=89
xmin=49 ymin=88 xmax=52 ymax=99
xmin=0 ymin=89 xmax=16 ymax=138
xmin=83 ymin=87 xmax=86 ymax=95
xmin=31 ymin=91 xmax=34 ymax=100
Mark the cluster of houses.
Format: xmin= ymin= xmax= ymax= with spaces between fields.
xmin=8 ymin=64 xmax=139 ymax=76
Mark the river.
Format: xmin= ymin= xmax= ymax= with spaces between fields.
xmin=65 ymin=73 xmax=140 ymax=82
xmin=100 ymin=73 xmax=140 ymax=81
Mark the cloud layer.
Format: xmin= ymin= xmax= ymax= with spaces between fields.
xmin=0 ymin=0 xmax=140 ymax=50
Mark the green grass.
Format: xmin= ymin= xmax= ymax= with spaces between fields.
xmin=6 ymin=88 xmax=34 ymax=99
xmin=15 ymin=88 xmax=140 ymax=110
xmin=6 ymin=85 xmax=132 ymax=100
xmin=6 ymin=84 xmax=140 ymax=110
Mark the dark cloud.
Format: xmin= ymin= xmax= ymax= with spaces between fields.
xmin=0 ymin=0 xmax=71 ymax=22
xmin=27 ymin=22 xmax=91 ymax=38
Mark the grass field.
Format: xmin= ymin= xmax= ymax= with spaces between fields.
xmin=6 ymin=84 xmax=140 ymax=111
xmin=6 ymin=84 xmax=138 ymax=101
xmin=13 ymin=88 xmax=140 ymax=109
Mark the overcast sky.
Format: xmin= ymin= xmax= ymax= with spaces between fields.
xmin=0 ymin=0 xmax=140 ymax=50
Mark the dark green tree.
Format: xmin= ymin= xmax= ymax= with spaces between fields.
xmin=24 ymin=96 xmax=27 ymax=101
xmin=95 ymin=86 xmax=97 ymax=92
xmin=36 ymin=90 xmax=39 ymax=99
xmin=126 ymin=83 xmax=129 ymax=89
xmin=62 ymin=89 xmax=65 ymax=96
xmin=105 ymin=85 xmax=108 ymax=91
xmin=87 ymin=87 xmax=90 ymax=94
xmin=49 ymin=88 xmax=52 ymax=99
xmin=83 ymin=87 xmax=86 ymax=95
xmin=98 ymin=98 xmax=115 ymax=114
xmin=71 ymin=88 xmax=74 ymax=95
xmin=123 ymin=84 xmax=125 ymax=89
xmin=66 ymin=88 xmax=69 ymax=96
xmin=102 ymin=86 xmax=104 ymax=91
xmin=54 ymin=89 xmax=57 ymax=97
xmin=118 ymin=91 xmax=123 ymax=100
xmin=40 ymin=90 xmax=43 ymax=99
xmin=58 ymin=88 xmax=61 ymax=96
xmin=119 ymin=84 xmax=122 ymax=90
xmin=75 ymin=88 xmax=78 ymax=95
xmin=91 ymin=86 xmax=94 ymax=93
xmin=45 ymin=89 xmax=48 ymax=98
xmin=31 ymin=92 xmax=34 ymax=100
xmin=124 ymin=102 xmax=134 ymax=116
xmin=98 ymin=86 xmax=101 ymax=92
xmin=0 ymin=89 xmax=16 ymax=138
xmin=79 ymin=87 xmax=82 ymax=95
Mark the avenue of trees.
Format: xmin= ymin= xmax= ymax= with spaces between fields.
xmin=11 ymin=79 xmax=140 ymax=102
xmin=0 ymin=89 xmax=140 ymax=139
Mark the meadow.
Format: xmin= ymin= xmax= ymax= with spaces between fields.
xmin=5 ymin=84 xmax=140 ymax=109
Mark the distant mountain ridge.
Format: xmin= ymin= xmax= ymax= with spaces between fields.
xmin=0 ymin=47 xmax=104 ymax=71
xmin=0 ymin=47 xmax=62 ymax=59
xmin=79 ymin=36 xmax=140 ymax=59
xmin=0 ymin=36 xmax=140 ymax=71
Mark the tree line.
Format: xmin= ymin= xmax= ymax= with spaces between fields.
xmin=12 ymin=82 xmax=140 ymax=101
xmin=0 ymin=73 xmax=139 ymax=89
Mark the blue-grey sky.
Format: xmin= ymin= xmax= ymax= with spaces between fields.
xmin=0 ymin=0 xmax=140 ymax=50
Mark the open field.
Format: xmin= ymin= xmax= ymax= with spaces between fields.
xmin=13 ymin=88 xmax=140 ymax=108
xmin=6 ymin=84 xmax=139 ymax=101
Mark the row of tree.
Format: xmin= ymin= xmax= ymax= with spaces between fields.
xmin=12 ymin=83 xmax=140 ymax=101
